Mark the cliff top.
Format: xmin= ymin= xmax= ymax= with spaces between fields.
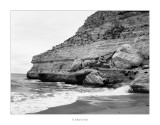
xmin=32 ymin=11 xmax=149 ymax=63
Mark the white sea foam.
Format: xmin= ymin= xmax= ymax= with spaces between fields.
xmin=11 ymin=91 xmax=78 ymax=115
xmin=78 ymin=85 xmax=131 ymax=97
xmin=11 ymin=85 xmax=131 ymax=115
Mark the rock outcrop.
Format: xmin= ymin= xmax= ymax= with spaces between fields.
xmin=39 ymin=69 xmax=96 ymax=84
xmin=112 ymin=44 xmax=143 ymax=69
xmin=27 ymin=11 xmax=149 ymax=93
xmin=129 ymin=69 xmax=149 ymax=93
xmin=70 ymin=58 xmax=83 ymax=72
xmin=38 ymin=68 xmax=138 ymax=87
xmin=83 ymin=71 xmax=105 ymax=86
xmin=82 ymin=60 xmax=92 ymax=68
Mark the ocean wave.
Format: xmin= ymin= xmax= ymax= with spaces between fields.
xmin=78 ymin=85 xmax=131 ymax=96
xmin=11 ymin=91 xmax=78 ymax=115
xmin=11 ymin=85 xmax=131 ymax=115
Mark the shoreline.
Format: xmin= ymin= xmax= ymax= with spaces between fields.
xmin=32 ymin=94 xmax=149 ymax=114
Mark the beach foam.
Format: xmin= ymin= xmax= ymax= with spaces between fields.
xmin=78 ymin=85 xmax=131 ymax=96
xmin=11 ymin=91 xmax=78 ymax=115
xmin=11 ymin=84 xmax=131 ymax=114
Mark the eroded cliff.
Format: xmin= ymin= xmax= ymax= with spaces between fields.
xmin=27 ymin=11 xmax=149 ymax=80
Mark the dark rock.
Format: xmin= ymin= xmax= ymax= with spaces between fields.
xmin=39 ymin=69 xmax=96 ymax=84
xmin=27 ymin=72 xmax=39 ymax=79
xmin=26 ymin=64 xmax=39 ymax=79
xmin=38 ymin=68 xmax=139 ymax=87
xmin=130 ymin=83 xmax=149 ymax=93
xmin=99 ymin=68 xmax=138 ymax=84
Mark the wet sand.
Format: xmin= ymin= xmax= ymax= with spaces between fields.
xmin=33 ymin=94 xmax=149 ymax=114
xmin=89 ymin=106 xmax=149 ymax=114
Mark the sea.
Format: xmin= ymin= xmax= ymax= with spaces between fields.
xmin=11 ymin=73 xmax=148 ymax=115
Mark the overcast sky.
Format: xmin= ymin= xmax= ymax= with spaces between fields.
xmin=11 ymin=11 xmax=96 ymax=73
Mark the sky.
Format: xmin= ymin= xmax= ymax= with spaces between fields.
xmin=11 ymin=11 xmax=96 ymax=73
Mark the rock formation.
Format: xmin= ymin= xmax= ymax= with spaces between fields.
xmin=129 ymin=69 xmax=149 ymax=93
xmin=112 ymin=44 xmax=143 ymax=69
xmin=27 ymin=11 xmax=149 ymax=93
xmin=70 ymin=58 xmax=83 ymax=72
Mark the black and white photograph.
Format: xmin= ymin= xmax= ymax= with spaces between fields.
xmin=11 ymin=10 xmax=149 ymax=115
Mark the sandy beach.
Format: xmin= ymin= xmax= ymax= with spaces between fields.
xmin=33 ymin=94 xmax=149 ymax=114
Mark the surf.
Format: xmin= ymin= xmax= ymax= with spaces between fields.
xmin=11 ymin=81 xmax=131 ymax=114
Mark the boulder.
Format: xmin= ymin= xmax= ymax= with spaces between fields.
xmin=129 ymin=69 xmax=149 ymax=93
xmin=70 ymin=58 xmax=83 ymax=72
xmin=112 ymin=44 xmax=143 ymax=69
xmin=112 ymin=52 xmax=143 ymax=69
xmin=83 ymin=72 xmax=105 ymax=86
xmin=82 ymin=60 xmax=91 ymax=68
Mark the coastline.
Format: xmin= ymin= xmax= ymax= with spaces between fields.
xmin=32 ymin=94 xmax=149 ymax=114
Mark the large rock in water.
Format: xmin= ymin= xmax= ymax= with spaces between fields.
xmin=83 ymin=71 xmax=105 ymax=86
xmin=112 ymin=44 xmax=143 ymax=69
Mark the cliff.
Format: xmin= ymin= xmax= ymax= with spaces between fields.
xmin=27 ymin=11 xmax=149 ymax=76
xmin=27 ymin=11 xmax=149 ymax=92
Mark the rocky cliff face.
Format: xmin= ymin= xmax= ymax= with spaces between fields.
xmin=27 ymin=11 xmax=149 ymax=89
